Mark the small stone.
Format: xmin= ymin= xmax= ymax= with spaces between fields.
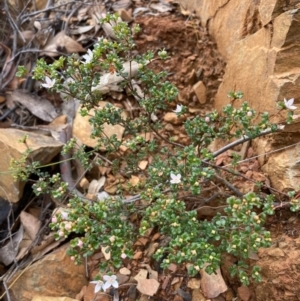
xmin=0 ymin=96 xmax=6 ymax=103
xmin=151 ymin=233 xmax=160 ymax=241
xmin=165 ymin=123 xmax=174 ymax=132
xmin=117 ymin=273 xmax=130 ymax=285
xmin=278 ymin=242 xmax=288 ymax=249
xmin=138 ymin=160 xmax=148 ymax=170
xmin=192 ymin=289 xmax=206 ymax=301
xmin=120 ymin=267 xmax=131 ymax=275
xmin=188 ymin=278 xmax=201 ymax=289
xmin=134 ymin=269 xmax=148 ymax=281
xmin=145 ymin=242 xmax=159 ymax=258
xmin=136 ymin=237 xmax=149 ymax=245
xmin=79 ymin=177 xmax=89 ymax=190
xmin=174 ymin=295 xmax=184 ymax=301
xmin=119 ymin=9 xmax=132 ymax=22
xmin=133 ymin=251 xmax=143 ymax=260
xmin=168 ymin=263 xmax=178 ymax=273
xmin=164 ymin=112 xmax=185 ymax=125
xmin=267 ymin=248 xmax=285 ymax=257
xmin=237 ymin=286 xmax=252 ymax=301
xmin=193 ymin=81 xmax=207 ymax=104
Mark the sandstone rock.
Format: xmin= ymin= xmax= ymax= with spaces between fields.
xmin=180 ymin=0 xmax=228 ymax=27
xmin=163 ymin=112 xmax=185 ymax=125
xmin=0 ymin=129 xmax=63 ymax=203
xmin=193 ymin=81 xmax=207 ymax=104
xmin=209 ymin=0 xmax=262 ymax=60
xmin=259 ymin=0 xmax=289 ymax=26
xmin=261 ymin=143 xmax=300 ymax=191
xmin=185 ymin=1 xmax=300 ymax=182
xmin=73 ymin=101 xmax=126 ymax=150
xmin=200 ymin=266 xmax=227 ymax=299
xmin=9 ymin=244 xmax=88 ymax=301
xmin=192 ymin=289 xmax=206 ymax=301
xmin=187 ymin=278 xmax=201 ymax=289
xmin=267 ymin=248 xmax=285 ymax=257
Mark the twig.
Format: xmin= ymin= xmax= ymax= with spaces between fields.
xmin=4 ymin=0 xmax=25 ymax=44
xmin=149 ymin=121 xmax=185 ymax=148
xmin=211 ymin=128 xmax=274 ymax=159
xmin=213 ymin=173 xmax=243 ymax=197
xmin=19 ymin=1 xmax=79 ymax=21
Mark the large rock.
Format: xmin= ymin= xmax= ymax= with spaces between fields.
xmin=261 ymin=137 xmax=300 ymax=191
xmin=0 ymin=129 xmax=63 ymax=203
xmin=73 ymin=101 xmax=126 ymax=150
xmin=182 ymin=0 xmax=300 ymax=191
xmin=9 ymin=244 xmax=88 ymax=301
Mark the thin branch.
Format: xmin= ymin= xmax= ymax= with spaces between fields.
xmin=213 ymin=173 xmax=243 ymax=197
xmin=211 ymin=128 xmax=274 ymax=159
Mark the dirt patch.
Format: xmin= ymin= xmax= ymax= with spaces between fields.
xmin=134 ymin=14 xmax=225 ymax=108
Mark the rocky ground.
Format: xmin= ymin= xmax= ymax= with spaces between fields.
xmin=1 ymin=0 xmax=300 ymax=301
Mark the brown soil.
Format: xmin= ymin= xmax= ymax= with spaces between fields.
xmin=134 ymin=14 xmax=225 ymax=108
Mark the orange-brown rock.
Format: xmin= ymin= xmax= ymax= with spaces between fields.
xmin=183 ymin=0 xmax=300 ymax=191
xmin=9 ymin=244 xmax=88 ymax=301
xmin=0 ymin=129 xmax=63 ymax=203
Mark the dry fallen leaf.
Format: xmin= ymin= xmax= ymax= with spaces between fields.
xmin=150 ymin=2 xmax=173 ymax=13
xmin=12 ymin=89 xmax=59 ymax=122
xmin=69 ymin=25 xmax=94 ymax=35
xmin=41 ymin=31 xmax=86 ymax=56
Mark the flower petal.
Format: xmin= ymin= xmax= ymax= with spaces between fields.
xmin=112 ymin=280 xmax=119 ymax=288
xmin=103 ymin=275 xmax=110 ymax=281
xmin=95 ymin=283 xmax=102 ymax=293
xmin=102 ymin=281 xmax=111 ymax=291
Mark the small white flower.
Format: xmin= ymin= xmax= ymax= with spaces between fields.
xmin=90 ymin=280 xmax=104 ymax=293
xmin=173 ymin=104 xmax=183 ymax=113
xmin=102 ymin=275 xmax=119 ymax=290
xmin=41 ymin=76 xmax=55 ymax=88
xmin=205 ymin=116 xmax=210 ymax=122
xmin=277 ymin=124 xmax=285 ymax=130
xmin=61 ymin=211 xmax=69 ymax=220
xmin=170 ymin=173 xmax=181 ymax=184
xmin=284 ymin=98 xmax=297 ymax=110
xmin=82 ymin=49 xmax=94 ymax=64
